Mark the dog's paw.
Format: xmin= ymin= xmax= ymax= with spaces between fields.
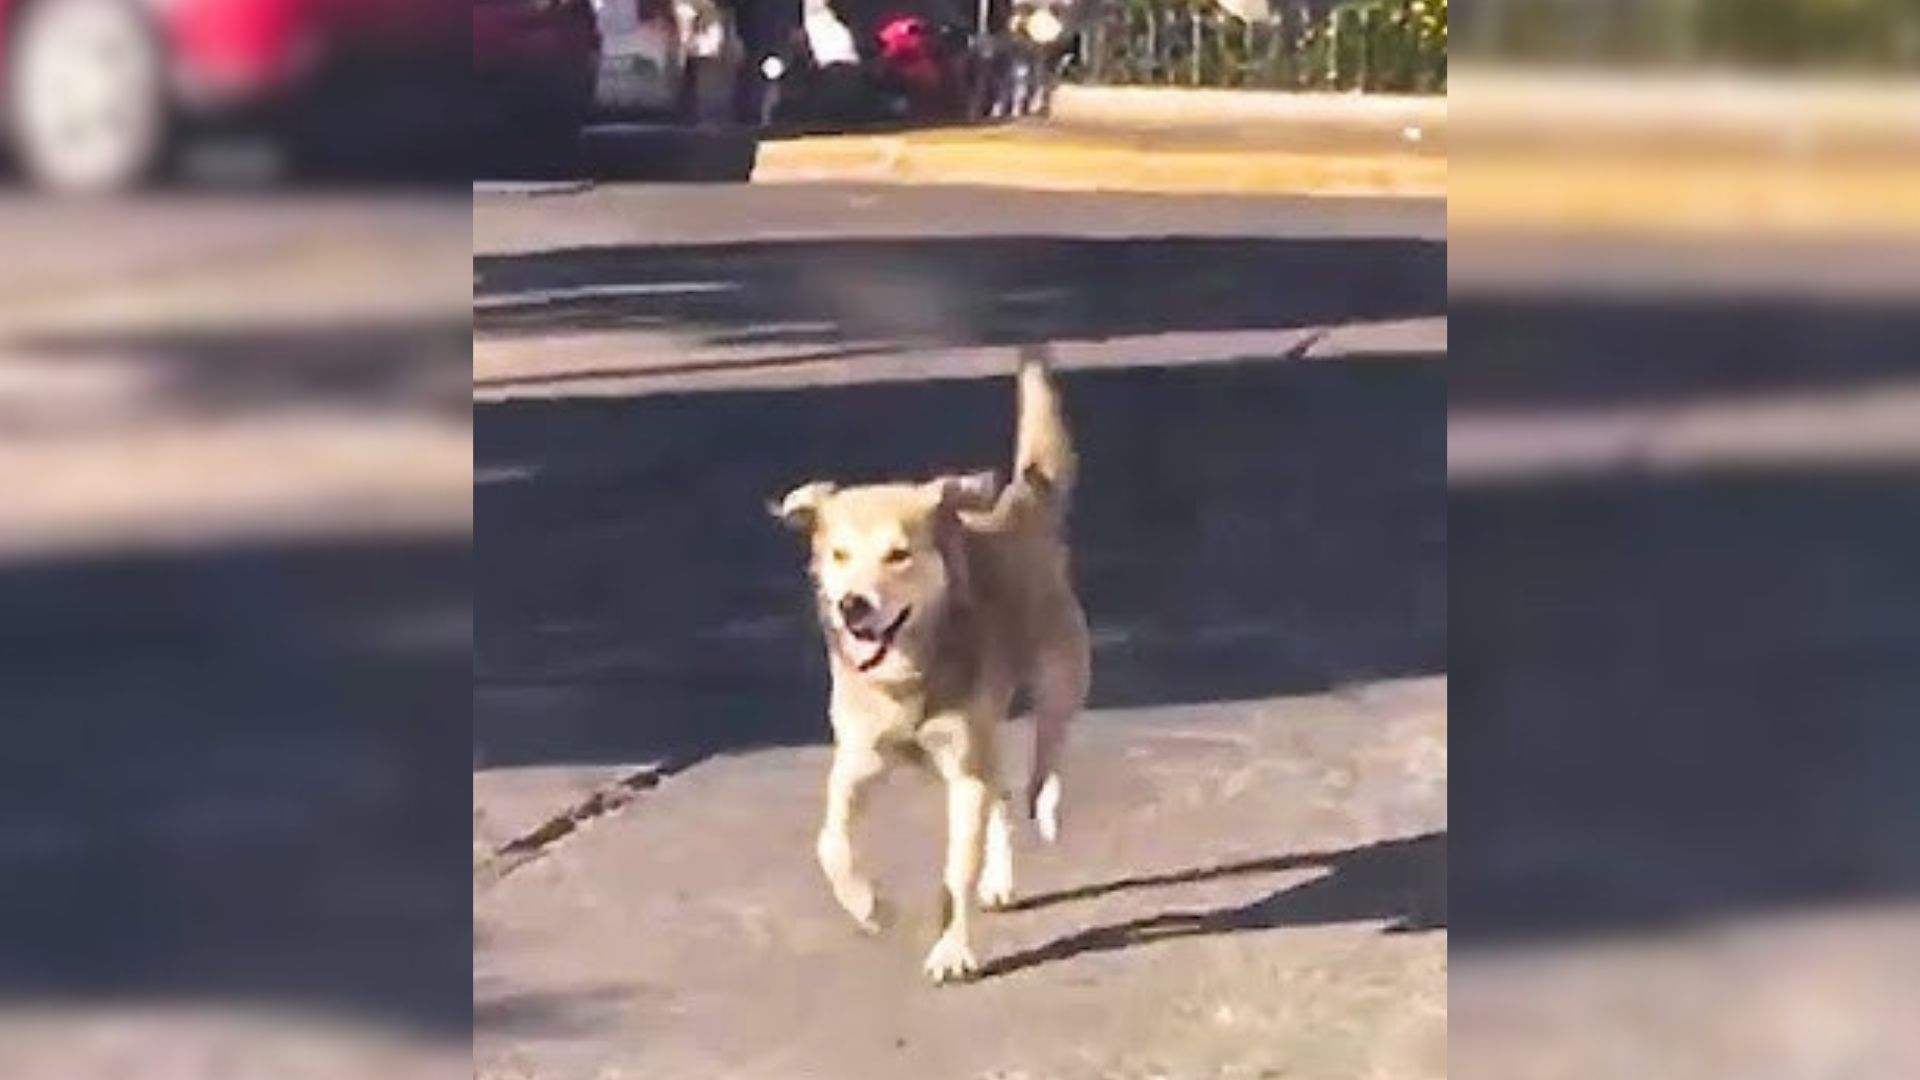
xmin=831 ymin=883 xmax=892 ymax=935
xmin=861 ymin=895 xmax=897 ymax=935
xmin=978 ymin=873 xmax=1015 ymax=911
xmin=846 ymin=893 xmax=893 ymax=936
xmin=922 ymin=934 xmax=980 ymax=985
xmin=1030 ymin=773 xmax=1062 ymax=844
xmin=979 ymin=830 xmax=1015 ymax=910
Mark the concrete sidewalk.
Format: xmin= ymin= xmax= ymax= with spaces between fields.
xmin=1453 ymin=69 xmax=1920 ymax=152
xmin=751 ymin=72 xmax=1920 ymax=230
xmin=474 ymin=677 xmax=1446 ymax=1080
xmin=1048 ymin=85 xmax=1444 ymax=134
xmin=1450 ymin=69 xmax=1920 ymax=235
xmin=1054 ymin=73 xmax=1920 ymax=154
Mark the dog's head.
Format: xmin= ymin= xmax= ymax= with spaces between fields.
xmin=771 ymin=471 xmax=999 ymax=682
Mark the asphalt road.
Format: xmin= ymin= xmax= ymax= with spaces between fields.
xmin=472 ymin=184 xmax=1447 ymax=1078
xmin=475 ymin=176 xmax=1445 ymax=249
xmin=472 ymin=184 xmax=1448 ymax=769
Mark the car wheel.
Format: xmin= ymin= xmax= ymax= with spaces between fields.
xmin=5 ymin=0 xmax=170 ymax=191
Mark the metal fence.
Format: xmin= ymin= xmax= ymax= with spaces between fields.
xmin=1071 ymin=0 xmax=1449 ymax=93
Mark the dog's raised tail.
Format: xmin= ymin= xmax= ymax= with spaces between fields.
xmin=1014 ymin=344 xmax=1076 ymax=500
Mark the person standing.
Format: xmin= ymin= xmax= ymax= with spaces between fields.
xmin=723 ymin=0 xmax=807 ymax=122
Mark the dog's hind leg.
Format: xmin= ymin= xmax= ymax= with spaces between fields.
xmin=817 ymin=745 xmax=889 ymax=933
xmin=978 ymin=791 xmax=1015 ymax=910
xmin=1027 ymin=622 xmax=1090 ymax=844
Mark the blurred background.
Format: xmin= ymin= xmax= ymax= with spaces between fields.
xmin=0 ymin=194 xmax=472 ymax=1077
xmin=1456 ymin=0 xmax=1917 ymax=70
xmin=0 ymin=0 xmax=474 ymax=1065
xmin=1449 ymin=1 xmax=1920 ymax=1078
xmin=0 ymin=190 xmax=472 ymax=1077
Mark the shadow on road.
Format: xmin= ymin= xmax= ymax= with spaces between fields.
xmin=477 ymin=352 xmax=1444 ymax=769
xmin=9 ymin=318 xmax=470 ymax=419
xmin=1450 ymin=293 xmax=1920 ymax=413
xmin=476 ymin=115 xmax=1045 ymax=187
xmin=0 ymin=534 xmax=472 ymax=1036
xmin=474 ymin=236 xmax=1445 ymax=773
xmin=473 ymin=983 xmax=641 ymax=1040
xmin=1451 ymin=289 xmax=1920 ymax=947
xmin=982 ymin=831 xmax=1446 ymax=979
xmin=475 ymin=235 xmax=1444 ymax=773
xmin=478 ymin=126 xmax=763 ymax=185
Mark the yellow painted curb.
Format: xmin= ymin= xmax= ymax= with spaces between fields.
xmin=1454 ymin=153 xmax=1920 ymax=237
xmin=752 ymin=133 xmax=1445 ymax=198
xmin=751 ymin=131 xmax=1920 ymax=238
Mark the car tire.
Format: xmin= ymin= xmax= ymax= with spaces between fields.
xmin=5 ymin=0 xmax=171 ymax=192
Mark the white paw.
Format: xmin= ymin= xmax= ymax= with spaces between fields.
xmin=1032 ymin=773 xmax=1062 ymax=844
xmin=848 ymin=893 xmax=893 ymax=935
xmin=978 ymin=867 xmax=1015 ymax=911
xmin=923 ymin=934 xmax=980 ymax=984
xmin=829 ymin=882 xmax=890 ymax=934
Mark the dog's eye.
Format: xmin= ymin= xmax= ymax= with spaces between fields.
xmin=829 ymin=548 xmax=850 ymax=564
xmin=883 ymin=547 xmax=912 ymax=566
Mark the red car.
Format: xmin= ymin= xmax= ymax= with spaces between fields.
xmin=0 ymin=0 xmax=469 ymax=190
xmin=472 ymin=0 xmax=599 ymax=162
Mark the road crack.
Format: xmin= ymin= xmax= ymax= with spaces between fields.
xmin=476 ymin=765 xmax=670 ymax=887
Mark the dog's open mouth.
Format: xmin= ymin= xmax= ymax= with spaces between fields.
xmin=846 ymin=606 xmax=912 ymax=672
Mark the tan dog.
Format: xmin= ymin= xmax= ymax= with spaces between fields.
xmin=771 ymin=349 xmax=1090 ymax=983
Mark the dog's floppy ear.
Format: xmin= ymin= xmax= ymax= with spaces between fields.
xmin=769 ymin=481 xmax=837 ymax=532
xmin=928 ymin=470 xmax=1001 ymax=514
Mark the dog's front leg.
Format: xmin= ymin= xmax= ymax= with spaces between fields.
xmin=925 ymin=770 xmax=991 ymax=984
xmin=817 ymin=745 xmax=889 ymax=933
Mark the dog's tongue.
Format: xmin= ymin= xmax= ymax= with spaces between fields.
xmin=852 ymin=635 xmax=889 ymax=670
xmin=842 ymin=608 xmax=907 ymax=671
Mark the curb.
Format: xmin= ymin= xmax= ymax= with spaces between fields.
xmin=1456 ymin=69 xmax=1920 ymax=147
xmin=1049 ymin=84 xmax=1446 ymax=132
xmin=1049 ymin=74 xmax=1919 ymax=149
xmin=752 ymin=133 xmax=1443 ymax=197
xmin=471 ymin=180 xmax=597 ymax=196
xmin=1455 ymin=153 xmax=1920 ymax=237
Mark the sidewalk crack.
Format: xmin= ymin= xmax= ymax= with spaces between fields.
xmin=476 ymin=764 xmax=672 ymax=887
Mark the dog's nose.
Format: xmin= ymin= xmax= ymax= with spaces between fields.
xmin=837 ymin=594 xmax=875 ymax=627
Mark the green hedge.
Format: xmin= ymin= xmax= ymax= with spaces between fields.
xmin=1459 ymin=0 xmax=1920 ymax=70
xmin=1073 ymin=0 xmax=1449 ymax=93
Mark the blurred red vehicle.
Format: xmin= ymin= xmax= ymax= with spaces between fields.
xmin=0 ymin=0 xmax=469 ymax=191
xmin=871 ymin=13 xmax=983 ymax=120
xmin=472 ymin=0 xmax=599 ymax=162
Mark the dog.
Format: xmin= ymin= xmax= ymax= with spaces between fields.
xmin=771 ymin=347 xmax=1090 ymax=983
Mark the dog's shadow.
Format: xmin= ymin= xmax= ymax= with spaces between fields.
xmin=981 ymin=830 xmax=1445 ymax=979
